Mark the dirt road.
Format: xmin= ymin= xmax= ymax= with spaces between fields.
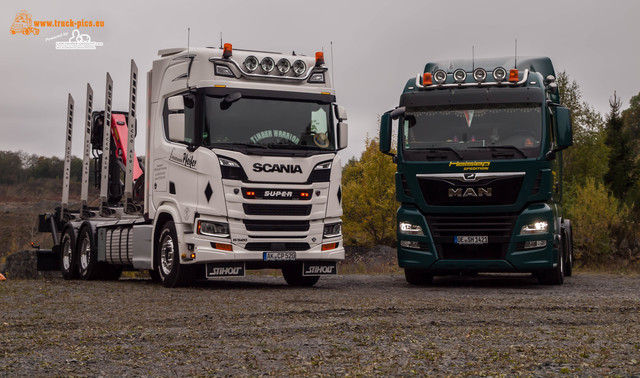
xmin=1 ymin=273 xmax=639 ymax=376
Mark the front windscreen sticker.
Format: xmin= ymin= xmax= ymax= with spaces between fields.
xmin=449 ymin=161 xmax=490 ymax=171
xmin=249 ymin=130 xmax=300 ymax=144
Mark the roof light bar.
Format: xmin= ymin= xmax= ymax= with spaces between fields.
xmin=473 ymin=68 xmax=487 ymax=83
xmin=433 ymin=69 xmax=447 ymax=85
xmin=493 ymin=67 xmax=507 ymax=82
xmin=453 ymin=69 xmax=467 ymax=83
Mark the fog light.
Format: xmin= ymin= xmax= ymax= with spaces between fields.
xmin=400 ymin=240 xmax=421 ymax=249
xmin=520 ymin=221 xmax=548 ymax=235
xmin=524 ymin=240 xmax=547 ymax=249
xmin=399 ymin=222 xmax=424 ymax=235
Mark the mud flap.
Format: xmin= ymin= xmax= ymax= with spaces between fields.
xmin=37 ymin=247 xmax=61 ymax=271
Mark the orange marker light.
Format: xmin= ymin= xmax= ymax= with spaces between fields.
xmin=423 ymin=73 xmax=433 ymax=86
xmin=315 ymin=51 xmax=325 ymax=66
xmin=214 ymin=243 xmax=233 ymax=251
xmin=300 ymin=191 xmax=310 ymax=199
xmin=223 ymin=43 xmax=233 ymax=58
xmin=509 ymin=69 xmax=519 ymax=82
xmin=322 ymin=243 xmax=338 ymax=251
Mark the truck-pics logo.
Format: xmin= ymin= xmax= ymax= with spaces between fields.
xmin=253 ymin=163 xmax=302 ymax=174
xmin=10 ymin=10 xmax=39 ymax=35
xmin=169 ymin=149 xmax=197 ymax=169
xmin=448 ymin=187 xmax=493 ymax=198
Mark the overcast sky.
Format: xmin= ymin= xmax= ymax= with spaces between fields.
xmin=2 ymin=0 xmax=639 ymax=162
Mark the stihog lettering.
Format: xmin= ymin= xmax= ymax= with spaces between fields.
xmin=210 ymin=267 xmax=242 ymax=276
xmin=253 ymin=163 xmax=302 ymax=174
xmin=304 ymin=264 xmax=337 ymax=275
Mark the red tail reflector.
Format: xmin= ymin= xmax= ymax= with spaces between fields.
xmin=509 ymin=69 xmax=519 ymax=82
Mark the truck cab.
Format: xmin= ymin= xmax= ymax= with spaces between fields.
xmin=380 ymin=57 xmax=573 ymax=285
xmin=145 ymin=45 xmax=348 ymax=286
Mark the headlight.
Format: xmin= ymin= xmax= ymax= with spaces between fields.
xmin=453 ymin=69 xmax=467 ymax=83
xmin=323 ymin=222 xmax=342 ymax=237
xmin=314 ymin=161 xmax=332 ymax=170
xmin=219 ymin=157 xmax=240 ymax=168
xmin=292 ymin=60 xmax=306 ymax=76
xmin=520 ymin=221 xmax=548 ymax=235
xmin=473 ymin=68 xmax=487 ymax=82
xmin=433 ymin=69 xmax=447 ymax=84
xmin=493 ymin=67 xmax=507 ymax=82
xmin=260 ymin=57 xmax=275 ymax=73
xmin=399 ymin=221 xmax=424 ymax=235
xmin=277 ymin=58 xmax=291 ymax=74
xmin=198 ymin=220 xmax=230 ymax=238
xmin=243 ymin=56 xmax=259 ymax=72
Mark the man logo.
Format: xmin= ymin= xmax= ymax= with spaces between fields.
xmin=448 ymin=187 xmax=493 ymax=198
xmin=463 ymin=173 xmax=477 ymax=181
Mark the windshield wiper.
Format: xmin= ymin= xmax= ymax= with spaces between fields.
xmin=419 ymin=147 xmax=464 ymax=160
xmin=468 ymin=145 xmax=527 ymax=158
xmin=211 ymin=142 xmax=268 ymax=149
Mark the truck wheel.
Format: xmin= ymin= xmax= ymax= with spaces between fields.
xmin=404 ymin=268 xmax=433 ymax=285
xmin=77 ymin=226 xmax=100 ymax=280
xmin=60 ymin=227 xmax=79 ymax=280
xmin=156 ymin=221 xmax=186 ymax=288
xmin=282 ymin=264 xmax=320 ymax=287
xmin=538 ymin=248 xmax=564 ymax=285
xmin=564 ymin=226 xmax=573 ymax=277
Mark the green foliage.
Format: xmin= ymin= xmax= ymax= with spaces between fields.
xmin=565 ymin=178 xmax=629 ymax=265
xmin=557 ymin=72 xmax=609 ymax=185
xmin=342 ymin=137 xmax=397 ymax=247
xmin=0 ymin=150 xmax=83 ymax=184
xmin=604 ymin=93 xmax=638 ymax=199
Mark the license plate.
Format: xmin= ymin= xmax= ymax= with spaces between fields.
xmin=263 ymin=251 xmax=296 ymax=261
xmin=454 ymin=236 xmax=488 ymax=245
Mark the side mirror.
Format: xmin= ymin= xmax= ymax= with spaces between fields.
xmin=335 ymin=105 xmax=348 ymax=121
xmin=379 ymin=111 xmax=393 ymax=155
xmin=167 ymin=95 xmax=185 ymax=142
xmin=554 ymin=106 xmax=573 ymax=150
xmin=337 ymin=122 xmax=348 ymax=150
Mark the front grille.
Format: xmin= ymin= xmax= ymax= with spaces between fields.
xmin=245 ymin=242 xmax=310 ymax=251
xmin=418 ymin=175 xmax=524 ymax=206
xmin=243 ymin=204 xmax=312 ymax=216
xmin=243 ymin=219 xmax=310 ymax=232
xmin=427 ymin=214 xmax=517 ymax=260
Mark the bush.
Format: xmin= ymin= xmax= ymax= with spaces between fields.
xmin=566 ymin=178 xmax=630 ymax=265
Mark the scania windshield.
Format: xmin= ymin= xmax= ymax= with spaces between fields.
xmin=401 ymin=103 xmax=542 ymax=160
xmin=203 ymin=94 xmax=335 ymax=153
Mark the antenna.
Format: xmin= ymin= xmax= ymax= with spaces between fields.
xmin=220 ymin=32 xmax=223 ymax=49
xmin=187 ymin=27 xmax=191 ymax=87
xmin=514 ymin=38 xmax=518 ymax=68
xmin=472 ymin=46 xmax=475 ymax=71
xmin=330 ymin=41 xmax=335 ymax=92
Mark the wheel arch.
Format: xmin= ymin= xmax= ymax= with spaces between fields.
xmin=152 ymin=204 xmax=188 ymax=269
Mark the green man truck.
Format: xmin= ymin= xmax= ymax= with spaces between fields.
xmin=380 ymin=57 xmax=573 ymax=285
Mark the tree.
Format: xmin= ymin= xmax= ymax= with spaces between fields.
xmin=557 ymin=72 xmax=608 ymax=186
xmin=342 ymin=137 xmax=397 ymax=247
xmin=604 ymin=92 xmax=637 ymax=199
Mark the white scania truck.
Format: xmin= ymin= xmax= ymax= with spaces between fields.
xmin=37 ymin=43 xmax=348 ymax=287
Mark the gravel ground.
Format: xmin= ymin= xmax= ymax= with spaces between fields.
xmin=1 ymin=273 xmax=639 ymax=376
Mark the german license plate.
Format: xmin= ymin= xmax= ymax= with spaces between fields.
xmin=454 ymin=236 xmax=488 ymax=245
xmin=263 ymin=251 xmax=296 ymax=261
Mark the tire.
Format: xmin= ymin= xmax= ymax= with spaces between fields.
xmin=60 ymin=227 xmax=79 ymax=280
xmin=148 ymin=269 xmax=161 ymax=282
xmin=282 ymin=264 xmax=320 ymax=287
xmin=404 ymin=268 xmax=433 ymax=285
xmin=538 ymin=246 xmax=564 ymax=285
xmin=564 ymin=225 xmax=573 ymax=277
xmin=77 ymin=226 xmax=100 ymax=280
xmin=156 ymin=221 xmax=187 ymax=288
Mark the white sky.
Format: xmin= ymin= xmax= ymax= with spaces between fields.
xmin=2 ymin=0 xmax=639 ymax=162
